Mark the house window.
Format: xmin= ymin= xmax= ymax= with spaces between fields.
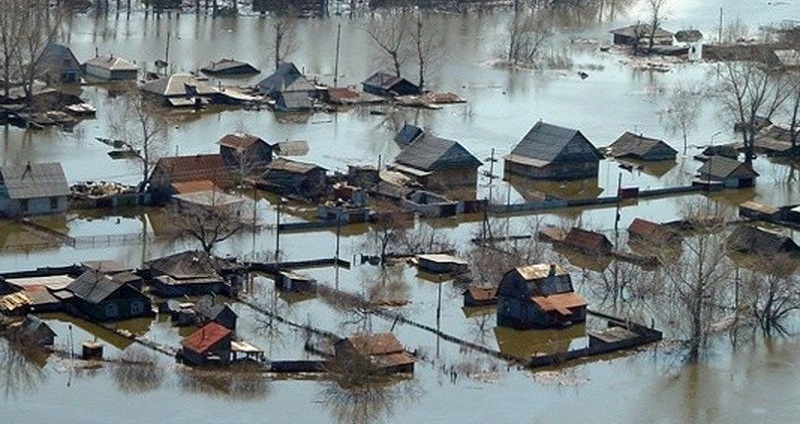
xmin=105 ymin=303 xmax=119 ymax=318
xmin=20 ymin=199 xmax=28 ymax=213
xmin=50 ymin=197 xmax=59 ymax=210
xmin=130 ymin=301 xmax=144 ymax=315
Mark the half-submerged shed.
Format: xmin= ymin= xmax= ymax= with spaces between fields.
xmin=610 ymin=24 xmax=674 ymax=46
xmin=257 ymin=158 xmax=328 ymax=199
xmin=726 ymin=225 xmax=800 ymax=257
xmin=605 ymin=132 xmax=678 ymax=162
xmin=416 ymin=254 xmax=469 ymax=274
xmin=218 ymin=133 xmax=274 ymax=176
xmin=497 ymin=264 xmax=588 ymax=329
xmin=561 ymin=227 xmax=613 ymax=256
xmin=84 ymin=55 xmax=139 ymax=81
xmin=362 ymin=72 xmax=421 ymax=97
xmin=334 ymin=332 xmax=415 ymax=374
xmin=627 ymin=218 xmax=681 ymax=246
xmin=696 ymin=156 xmax=758 ymax=188
xmin=504 ymin=121 xmax=602 ymax=180
xmin=201 ymin=59 xmax=260 ymax=76
xmin=257 ymin=62 xmax=315 ymax=97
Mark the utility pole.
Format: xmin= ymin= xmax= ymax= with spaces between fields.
xmin=333 ymin=22 xmax=342 ymax=88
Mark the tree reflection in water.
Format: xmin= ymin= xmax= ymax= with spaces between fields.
xmin=318 ymin=378 xmax=420 ymax=424
xmin=0 ymin=337 xmax=47 ymax=399
xmin=111 ymin=348 xmax=164 ymax=394
xmin=177 ymin=362 xmax=271 ymax=401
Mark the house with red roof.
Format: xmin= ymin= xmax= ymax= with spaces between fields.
xmin=180 ymin=322 xmax=232 ymax=366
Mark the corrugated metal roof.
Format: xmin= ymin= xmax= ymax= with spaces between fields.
xmin=0 ymin=162 xmax=69 ymax=199
xmin=181 ymin=322 xmax=231 ymax=354
xmin=508 ymin=122 xmax=601 ymax=165
xmin=394 ymin=133 xmax=481 ymax=171
xmin=532 ymin=292 xmax=588 ymax=315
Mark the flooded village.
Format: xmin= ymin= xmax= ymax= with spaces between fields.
xmin=2 ymin=0 xmax=800 ymax=422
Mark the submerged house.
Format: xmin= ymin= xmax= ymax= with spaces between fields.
xmin=61 ymin=270 xmax=152 ymax=322
xmin=497 ymin=264 xmax=588 ymax=329
xmin=195 ymin=295 xmax=237 ymax=331
xmin=610 ymin=24 xmax=674 ymax=46
xmin=561 ymin=227 xmax=613 ymax=256
xmin=201 ymin=59 xmax=260 ymax=76
xmin=218 ymin=133 xmax=274 ymax=176
xmin=362 ymin=72 xmax=421 ymax=97
xmin=273 ymin=90 xmax=313 ymax=112
xmin=11 ymin=315 xmax=57 ymax=346
xmin=394 ymin=124 xmax=424 ymax=146
xmin=145 ymin=250 xmax=243 ymax=297
xmin=334 ymin=332 xmax=415 ymax=374
xmin=148 ymin=154 xmax=232 ymax=199
xmin=696 ymin=156 xmax=759 ymax=188
xmin=275 ymin=270 xmax=317 ymax=292
xmin=36 ymin=43 xmax=82 ymax=84
xmin=257 ymin=158 xmax=328 ymax=199
xmin=726 ymin=225 xmax=800 ymax=257
xmin=84 ymin=55 xmax=139 ymax=81
xmin=627 ymin=218 xmax=681 ymax=246
xmin=180 ymin=322 xmax=232 ymax=366
xmin=504 ymin=122 xmax=602 ymax=181
xmin=390 ymin=133 xmax=482 ymax=199
xmin=605 ymin=132 xmax=678 ymax=162
xmin=140 ymin=73 xmax=220 ymax=107
xmin=0 ymin=162 xmax=69 ymax=217
xmin=257 ymin=62 xmax=316 ymax=97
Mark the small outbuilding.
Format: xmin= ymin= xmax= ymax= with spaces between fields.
xmin=726 ymin=225 xmax=800 ymax=257
xmin=561 ymin=227 xmax=613 ymax=256
xmin=610 ymin=24 xmax=674 ymax=46
xmin=201 ymin=59 xmax=260 ymax=76
xmin=10 ymin=315 xmax=57 ymax=346
xmin=738 ymin=201 xmax=780 ymax=221
xmin=257 ymin=158 xmax=328 ymax=199
xmin=84 ymin=55 xmax=139 ymax=81
xmin=180 ymin=322 xmax=232 ymax=366
xmin=273 ymin=91 xmax=313 ymax=112
xmin=696 ymin=156 xmax=759 ymax=188
xmin=627 ymin=218 xmax=681 ymax=246
xmin=497 ymin=264 xmax=588 ymax=329
xmin=257 ymin=62 xmax=315 ymax=97
xmin=394 ymin=124 xmax=424 ymax=146
xmin=140 ymin=73 xmax=220 ymax=107
xmin=334 ymin=332 xmax=415 ymax=374
xmin=36 ymin=43 xmax=82 ymax=84
xmin=195 ymin=295 xmax=237 ymax=331
xmin=463 ymin=287 xmax=497 ymax=307
xmin=145 ymin=250 xmax=243 ymax=297
xmin=416 ymin=254 xmax=469 ymax=274
xmin=504 ymin=121 xmax=602 ymax=181
xmin=362 ymin=72 xmax=421 ymax=97
xmin=605 ymin=132 xmax=678 ymax=162
xmin=218 ymin=133 xmax=274 ymax=176
xmin=0 ymin=162 xmax=69 ymax=217
xmin=275 ymin=270 xmax=317 ymax=292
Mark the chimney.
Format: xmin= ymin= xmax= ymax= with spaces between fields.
xmin=548 ymin=263 xmax=556 ymax=277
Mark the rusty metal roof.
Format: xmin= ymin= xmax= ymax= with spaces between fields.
xmin=345 ymin=332 xmax=405 ymax=356
xmin=532 ymin=292 xmax=588 ymax=316
xmin=181 ymin=322 xmax=231 ymax=354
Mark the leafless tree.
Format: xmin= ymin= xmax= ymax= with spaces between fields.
xmin=0 ymin=336 xmax=47 ymax=399
xmin=662 ymin=85 xmax=701 ymax=154
xmin=409 ymin=11 xmax=441 ymax=91
xmin=0 ymin=0 xmax=25 ymax=98
xmin=364 ymin=11 xmax=410 ymax=78
xmin=268 ymin=7 xmax=298 ymax=71
xmin=364 ymin=209 xmax=413 ymax=267
xmin=109 ymin=83 xmax=168 ymax=193
xmin=716 ymin=59 xmax=791 ymax=166
xmin=111 ymin=348 xmax=164 ymax=394
xmin=645 ymin=0 xmax=667 ymax=53
xmin=178 ymin=363 xmax=271 ymax=401
xmin=740 ymin=254 xmax=800 ymax=336
xmin=786 ymin=75 xmax=800 ymax=147
xmin=507 ymin=6 xmax=552 ymax=66
xmin=13 ymin=0 xmax=63 ymax=102
xmin=169 ymin=194 xmax=248 ymax=254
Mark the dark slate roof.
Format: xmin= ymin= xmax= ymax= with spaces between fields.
xmin=363 ymin=72 xmax=401 ymax=89
xmin=257 ymin=62 xmax=314 ymax=94
xmin=37 ymin=43 xmax=80 ymax=71
xmin=697 ymin=156 xmax=759 ymax=179
xmin=66 ymin=270 xmax=127 ymax=304
xmin=195 ymin=295 xmax=236 ymax=321
xmin=508 ymin=122 xmax=601 ymax=164
xmin=394 ymin=124 xmax=424 ymax=146
xmin=606 ymin=132 xmax=677 ymax=159
xmin=147 ymin=250 xmax=231 ymax=279
xmin=200 ymin=59 xmax=260 ymax=75
xmin=675 ymin=29 xmax=703 ymax=43
xmin=727 ymin=225 xmax=800 ymax=255
xmin=0 ymin=162 xmax=69 ymax=199
xmin=394 ymin=134 xmax=481 ymax=171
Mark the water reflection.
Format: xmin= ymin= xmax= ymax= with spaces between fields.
xmin=177 ymin=363 xmax=271 ymax=401
xmin=111 ymin=347 xmax=164 ymax=394
xmin=0 ymin=338 xmax=48 ymax=399
xmin=494 ymin=324 xmax=586 ymax=360
xmin=317 ymin=378 xmax=420 ymax=424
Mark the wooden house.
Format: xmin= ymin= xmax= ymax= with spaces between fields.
xmin=726 ymin=225 xmax=800 ymax=257
xmin=334 ymin=333 xmax=415 ymax=374
xmin=696 ymin=156 xmax=758 ymax=188
xmin=62 ymin=270 xmax=152 ymax=322
xmin=9 ymin=315 xmax=57 ymax=346
xmin=180 ymin=322 xmax=232 ymax=366
xmin=463 ymin=287 xmax=497 ymax=307
xmin=394 ymin=124 xmax=424 ymax=146
xmin=0 ymin=162 xmax=69 ymax=217
xmin=610 ymin=24 xmax=674 ymax=46
xmin=140 ymin=73 xmax=220 ymax=107
xmin=84 ymin=55 xmax=139 ymax=81
xmin=390 ymin=133 xmax=482 ymax=199
xmin=218 ymin=133 xmax=274 ymax=176
xmin=561 ymin=227 xmax=613 ymax=256
xmin=627 ymin=218 xmax=681 ymax=246
xmin=257 ymin=62 xmax=315 ymax=97
xmin=273 ymin=90 xmax=313 ymax=112
xmin=195 ymin=295 xmax=237 ymax=331
xmin=362 ymin=72 xmax=420 ymax=97
xmin=145 ymin=250 xmax=243 ymax=297
xmin=416 ymin=254 xmax=469 ymax=274
xmin=605 ymin=132 xmax=678 ymax=162
xmin=257 ymin=158 xmax=328 ymax=200
xmin=504 ymin=122 xmax=602 ymax=181
xmin=276 ymin=271 xmax=316 ymax=292
xmin=200 ymin=59 xmax=260 ymax=76
xmin=148 ymin=154 xmax=232 ymax=199
xmin=36 ymin=43 xmax=81 ymax=84
xmin=497 ymin=264 xmax=588 ymax=329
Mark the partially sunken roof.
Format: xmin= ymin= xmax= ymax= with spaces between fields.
xmin=532 ymin=292 xmax=588 ymax=316
xmin=507 ymin=122 xmax=601 ymax=166
xmin=153 ymin=154 xmax=232 ymax=189
xmin=394 ymin=134 xmax=481 ymax=172
xmin=0 ymin=162 xmax=69 ymax=199
xmin=364 ymin=72 xmax=403 ymax=89
xmin=675 ymin=29 xmax=704 ymax=43
xmin=217 ymin=133 xmax=265 ymax=150
xmin=181 ymin=322 xmax=231 ymax=354
xmin=697 ymin=156 xmax=759 ymax=179
xmin=147 ymin=250 xmax=230 ymax=279
xmin=606 ymin=132 xmax=677 ymax=159
xmin=66 ymin=270 xmax=128 ymax=305
xmin=344 ymin=333 xmax=405 ymax=356
xmin=610 ymin=24 xmax=674 ymax=38
xmin=257 ymin=62 xmax=314 ymax=94
xmin=394 ymin=124 xmax=424 ymax=145
xmin=85 ymin=55 xmax=138 ymax=71
xmin=264 ymin=157 xmax=325 ymax=175
xmin=140 ymin=73 xmax=218 ymax=97
xmin=727 ymin=225 xmax=800 ymax=256
xmin=200 ymin=59 xmax=260 ymax=75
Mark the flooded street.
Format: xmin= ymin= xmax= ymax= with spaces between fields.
xmin=2 ymin=0 xmax=800 ymax=422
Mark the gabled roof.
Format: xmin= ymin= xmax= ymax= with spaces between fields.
xmin=264 ymin=157 xmax=326 ymax=175
xmin=147 ymin=250 xmax=231 ymax=279
xmin=363 ymin=71 xmax=403 ymax=89
xmin=606 ymin=132 xmax=677 ymax=159
xmin=21 ymin=315 xmax=57 ymax=338
xmin=513 ymin=263 xmax=569 ymax=281
xmin=152 ymin=154 xmax=231 ymax=189
xmin=85 ymin=55 xmax=138 ymax=71
xmin=217 ymin=133 xmax=266 ymax=150
xmin=394 ymin=134 xmax=481 ymax=172
xmin=506 ymin=122 xmax=601 ymax=166
xmin=394 ymin=124 xmax=424 ymax=145
xmin=37 ymin=43 xmax=80 ymax=70
xmin=200 ymin=59 xmax=259 ymax=74
xmin=697 ymin=156 xmax=759 ymax=179
xmin=343 ymin=333 xmax=405 ymax=356
xmin=0 ymin=162 xmax=69 ymax=199
xmin=66 ymin=270 xmax=128 ymax=305
xmin=610 ymin=24 xmax=674 ymax=38
xmin=140 ymin=74 xmax=218 ymax=97
xmin=181 ymin=322 xmax=231 ymax=354
xmin=278 ymin=91 xmax=313 ymax=109
xmin=257 ymin=62 xmax=314 ymax=94
xmin=627 ymin=218 xmax=673 ymax=241
xmin=564 ymin=227 xmax=612 ymax=252
xmin=195 ymin=295 xmax=236 ymax=321
xmin=727 ymin=225 xmax=800 ymax=256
